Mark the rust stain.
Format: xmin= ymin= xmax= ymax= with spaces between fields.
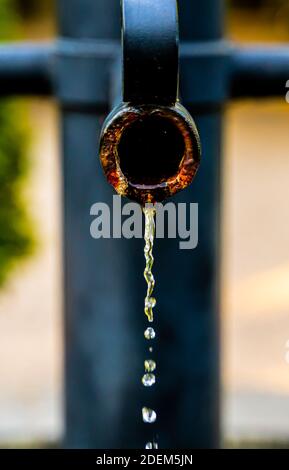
xmin=99 ymin=102 xmax=201 ymax=205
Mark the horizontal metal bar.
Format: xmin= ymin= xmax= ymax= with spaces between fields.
xmin=0 ymin=42 xmax=54 ymax=96
xmin=0 ymin=40 xmax=289 ymax=103
xmin=230 ymin=45 xmax=289 ymax=98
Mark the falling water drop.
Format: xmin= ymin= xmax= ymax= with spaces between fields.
xmin=145 ymin=442 xmax=159 ymax=449
xmin=144 ymin=359 xmax=156 ymax=372
xmin=142 ymin=407 xmax=157 ymax=424
xmin=144 ymin=327 xmax=156 ymax=340
xmin=142 ymin=373 xmax=156 ymax=387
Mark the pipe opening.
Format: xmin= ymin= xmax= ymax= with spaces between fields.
xmin=117 ymin=114 xmax=185 ymax=186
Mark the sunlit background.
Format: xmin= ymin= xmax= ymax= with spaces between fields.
xmin=0 ymin=0 xmax=288 ymax=448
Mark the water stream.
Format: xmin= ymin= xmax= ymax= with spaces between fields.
xmin=142 ymin=205 xmax=158 ymax=449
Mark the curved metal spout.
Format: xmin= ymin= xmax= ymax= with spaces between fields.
xmin=99 ymin=0 xmax=201 ymax=205
xmin=122 ymin=0 xmax=178 ymax=105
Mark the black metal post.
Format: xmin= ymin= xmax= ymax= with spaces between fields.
xmin=58 ymin=0 xmax=222 ymax=448
xmin=57 ymin=0 xmax=132 ymax=448
xmin=163 ymin=0 xmax=224 ymax=448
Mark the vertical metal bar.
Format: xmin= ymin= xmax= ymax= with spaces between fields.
xmin=58 ymin=0 xmax=222 ymax=448
xmin=179 ymin=0 xmax=224 ymax=41
xmin=57 ymin=0 xmax=120 ymax=39
xmin=173 ymin=0 xmax=223 ymax=447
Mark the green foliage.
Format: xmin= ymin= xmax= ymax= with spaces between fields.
xmin=0 ymin=101 xmax=34 ymax=285
xmin=0 ymin=0 xmax=35 ymax=286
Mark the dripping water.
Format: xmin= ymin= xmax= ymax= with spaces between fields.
xmin=143 ymin=206 xmax=156 ymax=323
xmin=142 ymin=206 xmax=158 ymax=449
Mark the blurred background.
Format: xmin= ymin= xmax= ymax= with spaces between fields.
xmin=0 ymin=0 xmax=288 ymax=448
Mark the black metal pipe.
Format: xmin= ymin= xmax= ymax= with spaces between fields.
xmin=99 ymin=0 xmax=201 ymax=205
xmin=122 ymin=0 xmax=178 ymax=105
xmin=231 ymin=45 xmax=289 ymax=98
xmin=0 ymin=43 xmax=53 ymax=96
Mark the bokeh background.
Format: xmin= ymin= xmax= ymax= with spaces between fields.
xmin=0 ymin=0 xmax=288 ymax=448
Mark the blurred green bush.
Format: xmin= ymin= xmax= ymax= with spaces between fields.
xmin=0 ymin=0 xmax=34 ymax=286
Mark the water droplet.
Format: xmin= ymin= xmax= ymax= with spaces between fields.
xmin=144 ymin=327 xmax=155 ymax=340
xmin=142 ymin=407 xmax=157 ymax=424
xmin=149 ymin=347 xmax=153 ymax=353
xmin=145 ymin=297 xmax=156 ymax=309
xmin=145 ymin=442 xmax=158 ymax=449
xmin=144 ymin=359 xmax=156 ymax=372
xmin=142 ymin=373 xmax=156 ymax=387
